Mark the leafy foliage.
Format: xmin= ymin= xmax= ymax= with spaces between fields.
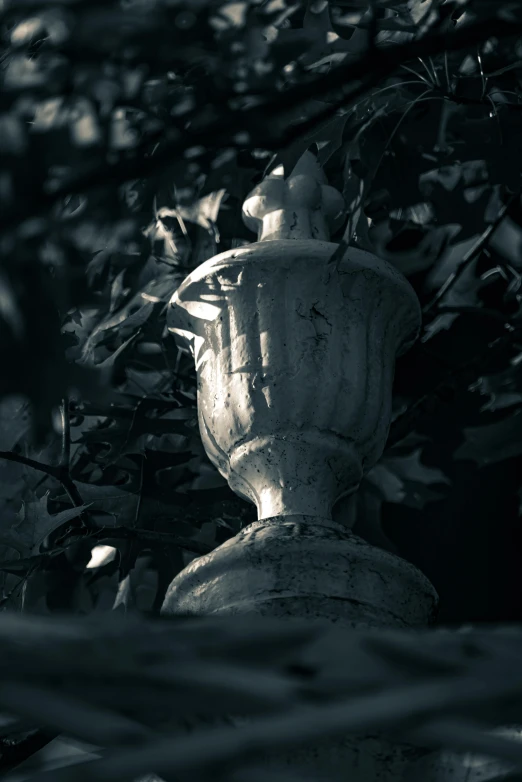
xmin=2 ymin=0 xmax=522 ymax=776
xmin=0 ymin=612 xmax=521 ymax=781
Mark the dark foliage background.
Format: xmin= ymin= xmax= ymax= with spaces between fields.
xmin=2 ymin=0 xmax=522 ymax=774
xmin=1 ymin=0 xmax=522 ymax=621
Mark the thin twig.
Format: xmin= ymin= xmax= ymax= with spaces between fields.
xmin=444 ymin=51 xmax=451 ymax=92
xmin=90 ymin=525 xmax=214 ymax=555
xmin=400 ymin=63 xmax=432 ymax=86
xmin=423 ymin=194 xmax=518 ymax=315
xmin=0 ymin=450 xmax=84 ymax=512
xmin=0 ymin=451 xmax=60 ymax=479
xmin=477 ymin=49 xmax=487 ymax=98
xmin=0 ymin=560 xmax=40 ymax=610
xmin=0 ymin=526 xmax=214 ymax=562
xmin=371 ymin=89 xmax=435 ymax=185
xmin=134 ymin=456 xmax=144 ymax=527
xmin=58 ymin=396 xmax=88 ymax=515
xmin=428 ymin=56 xmax=440 ymax=87
xmin=418 ymin=57 xmax=436 ymax=84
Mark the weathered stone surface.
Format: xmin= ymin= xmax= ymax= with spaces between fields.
xmin=162 ymin=515 xmax=438 ymax=782
xmin=168 ymin=240 xmax=420 ymax=520
xmin=162 ymin=515 xmax=437 ymax=627
xmin=168 ymin=150 xmax=420 ymax=521
xmin=163 ymin=151 xmax=438 ymax=782
xmin=242 ymin=151 xmax=345 ymax=242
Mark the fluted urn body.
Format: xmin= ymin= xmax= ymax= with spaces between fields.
xmin=167 ymin=161 xmax=420 ymax=521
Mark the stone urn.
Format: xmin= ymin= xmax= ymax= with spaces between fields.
xmin=162 ymin=151 xmax=438 ymax=781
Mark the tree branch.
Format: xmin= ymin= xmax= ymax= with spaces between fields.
xmin=0 ymin=526 xmax=213 ymax=570
xmin=86 ymin=525 xmax=213 ymax=556
xmin=0 ymin=451 xmax=60 ymax=480
xmin=3 ymin=14 xmax=522 ymax=233
xmin=0 ymin=451 xmax=84 ymax=512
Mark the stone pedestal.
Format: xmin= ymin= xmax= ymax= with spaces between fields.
xmin=163 ymin=516 xmax=437 ymax=628
xmin=163 ymin=517 xmax=438 ymax=782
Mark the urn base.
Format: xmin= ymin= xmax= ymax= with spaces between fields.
xmin=162 ymin=515 xmax=438 ymax=628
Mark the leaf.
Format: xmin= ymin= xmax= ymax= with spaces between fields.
xmin=365 ymin=463 xmax=405 ymax=505
xmin=454 ymin=409 xmax=522 ymax=467
xmin=78 ymin=301 xmax=154 ymax=367
xmin=470 ymin=356 xmax=522 ymax=412
xmin=366 ymin=448 xmax=450 ymax=509
xmin=113 ymin=556 xmax=159 ymax=613
xmin=371 ymin=221 xmax=460 ymax=277
xmin=76 ymin=413 xmax=196 ymax=461
xmin=418 ymin=161 xmax=492 ymax=243
xmin=0 ymin=396 xmax=31 ymax=451
xmin=0 ymin=492 xmax=88 ymax=556
xmin=269 ymin=105 xmax=349 ymax=178
xmin=56 ymin=483 xmax=140 ymax=524
xmin=77 ymin=271 xmax=178 ymax=367
xmin=384 ymin=449 xmax=450 ymax=487
xmin=159 ymin=190 xmax=227 ymax=238
xmin=422 ymin=249 xmax=483 ymax=342
xmin=407 ymin=0 xmax=434 ymax=25
xmin=300 ymin=0 xmax=333 ymax=66
xmin=109 ymin=270 xmax=129 ymax=315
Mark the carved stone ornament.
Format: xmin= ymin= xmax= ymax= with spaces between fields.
xmin=165 ymin=152 xmax=422 ymax=522
xmin=162 ymin=151 xmax=439 ymax=782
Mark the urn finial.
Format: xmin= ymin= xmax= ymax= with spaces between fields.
xmin=242 ymin=151 xmax=345 ymax=242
